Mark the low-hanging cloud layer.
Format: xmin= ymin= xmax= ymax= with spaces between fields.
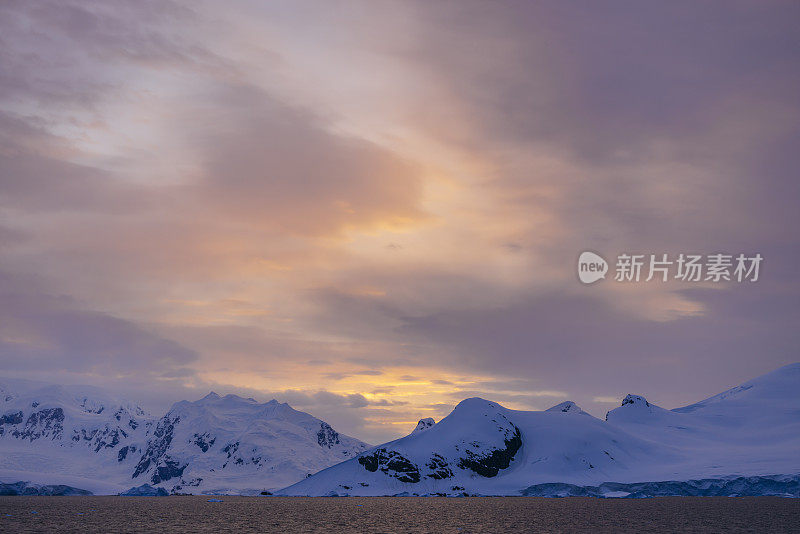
xmin=1 ymin=0 xmax=798 ymax=443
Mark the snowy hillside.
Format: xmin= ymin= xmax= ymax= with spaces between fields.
xmin=280 ymin=364 xmax=800 ymax=496
xmin=604 ymin=363 xmax=800 ymax=481
xmin=279 ymin=397 xmax=669 ymax=496
xmin=131 ymin=393 xmax=369 ymax=494
xmin=0 ymin=378 xmax=153 ymax=494
xmin=0 ymin=380 xmax=368 ymax=495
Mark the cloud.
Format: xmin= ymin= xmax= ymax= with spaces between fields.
xmin=395 ymin=287 xmax=800 ymax=413
xmin=0 ymin=0 xmax=797 ymax=442
xmin=0 ymin=271 xmax=198 ymax=379
xmin=593 ymin=396 xmax=622 ymax=404
xmin=184 ymin=84 xmax=426 ymax=237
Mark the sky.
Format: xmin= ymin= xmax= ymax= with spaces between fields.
xmin=1 ymin=0 xmax=799 ymax=444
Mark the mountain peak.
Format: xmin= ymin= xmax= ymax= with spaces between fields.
xmin=545 ymin=401 xmax=585 ymax=414
xmin=196 ymin=392 xmax=262 ymax=405
xmin=453 ymin=397 xmax=500 ymax=412
xmin=133 ymin=391 xmax=370 ymax=493
xmin=222 ymin=393 xmax=255 ymax=402
xmin=411 ymin=417 xmax=435 ymax=434
xmin=605 ymin=394 xmax=670 ymax=423
xmin=621 ymin=394 xmax=650 ymax=407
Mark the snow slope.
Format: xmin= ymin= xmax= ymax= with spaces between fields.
xmin=280 ymin=364 xmax=800 ymax=496
xmin=605 ymin=363 xmax=800 ymax=478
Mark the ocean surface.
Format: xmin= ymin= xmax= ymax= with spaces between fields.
xmin=1 ymin=496 xmax=798 ymax=533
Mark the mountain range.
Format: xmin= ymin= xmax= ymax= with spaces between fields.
xmin=281 ymin=363 xmax=800 ymax=497
xmin=0 ymin=379 xmax=368 ymax=495
xmin=1 ymin=363 xmax=798 ymax=496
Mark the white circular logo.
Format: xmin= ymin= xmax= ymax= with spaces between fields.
xmin=578 ymin=251 xmax=608 ymax=284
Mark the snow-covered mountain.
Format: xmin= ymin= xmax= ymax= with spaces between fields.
xmin=279 ymin=363 xmax=800 ymax=496
xmin=0 ymin=378 xmax=154 ymax=495
xmin=0 ymin=380 xmax=368 ymax=494
xmin=2 ymin=364 xmax=797 ymax=496
xmin=130 ymin=393 xmax=369 ymax=494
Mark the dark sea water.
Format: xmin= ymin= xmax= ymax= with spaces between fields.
xmin=1 ymin=496 xmax=798 ymax=533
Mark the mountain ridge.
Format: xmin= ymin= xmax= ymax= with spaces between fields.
xmin=1 ymin=364 xmax=798 ymax=496
xmin=0 ymin=379 xmax=368 ymax=495
xmin=279 ymin=363 xmax=800 ymax=496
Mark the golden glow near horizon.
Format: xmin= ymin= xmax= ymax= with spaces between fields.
xmin=193 ymin=364 xmax=570 ymax=438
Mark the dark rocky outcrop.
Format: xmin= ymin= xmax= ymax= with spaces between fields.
xmin=133 ymin=415 xmax=180 ymax=481
xmin=621 ymin=395 xmax=650 ymax=407
xmin=456 ymin=426 xmax=522 ymax=477
xmin=358 ymin=448 xmax=421 ymax=483
xmin=151 ymin=458 xmax=187 ymax=485
xmin=222 ymin=441 xmax=239 ymax=458
xmin=317 ymin=422 xmax=340 ymax=448
xmin=93 ymin=427 xmax=126 ymax=452
xmin=0 ymin=410 xmax=23 ymax=435
xmin=117 ymin=445 xmax=137 ymax=462
xmin=11 ymin=408 xmax=65 ymax=441
xmin=425 ymin=454 xmax=453 ymax=480
xmin=412 ymin=418 xmax=435 ymax=434
xmin=193 ymin=432 xmax=216 ymax=452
